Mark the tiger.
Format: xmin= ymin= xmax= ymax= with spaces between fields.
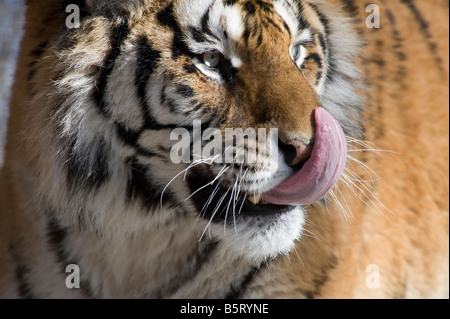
xmin=0 ymin=0 xmax=448 ymax=299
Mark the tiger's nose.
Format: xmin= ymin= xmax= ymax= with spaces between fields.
xmin=279 ymin=139 xmax=313 ymax=167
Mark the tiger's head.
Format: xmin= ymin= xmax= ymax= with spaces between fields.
xmin=31 ymin=0 xmax=363 ymax=262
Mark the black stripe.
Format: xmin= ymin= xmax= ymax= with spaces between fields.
xmin=64 ymin=135 xmax=111 ymax=192
xmin=126 ymin=157 xmax=178 ymax=212
xmin=189 ymin=26 xmax=215 ymax=44
xmin=316 ymin=71 xmax=323 ymax=86
xmin=152 ymin=240 xmax=220 ymax=298
xmin=282 ymin=19 xmax=291 ymax=37
xmin=200 ymin=5 xmax=212 ymax=33
xmin=218 ymin=58 xmax=238 ymax=82
xmin=62 ymin=133 xmax=78 ymax=189
xmin=115 ymin=123 xmax=142 ymax=147
xmin=241 ymin=2 xmax=262 ymax=44
xmin=157 ymin=3 xmax=181 ymax=32
xmin=134 ymin=36 xmax=162 ymax=129
xmin=201 ymin=5 xmax=220 ymax=41
xmin=265 ymin=17 xmax=283 ymax=34
xmin=225 ymin=265 xmax=262 ymax=299
xmin=183 ymin=63 xmax=197 ymax=74
xmin=362 ymin=38 xmax=386 ymax=139
xmin=27 ymin=41 xmax=49 ymax=84
xmin=46 ymin=217 xmax=95 ymax=298
xmin=157 ymin=3 xmax=195 ymax=60
xmin=243 ymin=26 xmax=251 ymax=43
xmin=192 ymin=101 xmax=206 ymax=112
xmin=172 ymin=32 xmax=194 ymax=60
xmin=115 ymin=123 xmax=164 ymax=158
xmin=297 ymin=15 xmax=310 ymax=30
xmin=256 ymin=32 xmax=264 ymax=46
xmin=76 ymin=208 xmax=89 ymax=233
xmin=243 ymin=1 xmax=256 ymax=15
xmin=339 ymin=0 xmax=364 ymax=36
xmin=307 ymin=3 xmax=329 ymax=29
xmin=46 ymin=218 xmax=70 ymax=266
xmin=254 ymin=0 xmax=273 ymax=13
xmin=119 ymin=35 xmax=197 ymax=152
xmin=89 ymin=138 xmax=111 ymax=188
xmin=30 ymin=41 xmax=48 ymax=58
xmin=161 ymin=84 xmax=179 ymax=114
xmin=306 ymin=2 xmax=339 ymax=82
xmin=303 ymin=53 xmax=323 ymax=69
xmin=177 ymin=84 xmax=195 ymax=98
xmin=339 ymin=0 xmax=359 ymax=18
xmin=299 ymin=254 xmax=339 ymax=299
xmin=399 ymin=0 xmax=444 ymax=72
xmin=9 ymin=244 xmax=34 ymax=299
xmin=92 ymin=20 xmax=130 ymax=117
xmin=114 ymin=114 xmax=186 ymax=154
xmin=318 ymin=33 xmax=328 ymax=56
xmin=162 ymin=83 xmax=196 ymax=113
xmin=400 ymin=0 xmax=433 ymax=39
xmin=294 ymin=1 xmax=311 ymax=30
xmin=225 ymin=0 xmax=238 ymax=6
xmin=385 ymin=9 xmax=408 ymax=88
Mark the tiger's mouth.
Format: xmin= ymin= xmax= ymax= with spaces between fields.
xmin=239 ymin=198 xmax=295 ymax=216
xmin=186 ymin=172 xmax=296 ymax=220
xmin=187 ymin=108 xmax=347 ymax=220
xmin=262 ymin=108 xmax=348 ymax=206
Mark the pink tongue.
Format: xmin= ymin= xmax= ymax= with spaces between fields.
xmin=262 ymin=108 xmax=347 ymax=206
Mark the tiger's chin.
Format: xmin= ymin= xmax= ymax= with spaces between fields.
xmin=185 ymin=168 xmax=306 ymax=262
xmin=210 ymin=205 xmax=306 ymax=262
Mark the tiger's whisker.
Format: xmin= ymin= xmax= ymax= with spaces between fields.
xmin=199 ymin=184 xmax=232 ymax=242
xmin=186 ymin=164 xmax=230 ymax=202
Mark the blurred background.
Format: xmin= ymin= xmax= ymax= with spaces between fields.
xmin=0 ymin=0 xmax=26 ymax=167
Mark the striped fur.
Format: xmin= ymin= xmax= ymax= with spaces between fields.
xmin=0 ymin=0 xmax=448 ymax=298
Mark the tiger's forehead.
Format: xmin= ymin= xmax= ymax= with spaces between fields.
xmin=171 ymin=0 xmax=309 ymax=69
xmin=175 ymin=0 xmax=303 ymax=43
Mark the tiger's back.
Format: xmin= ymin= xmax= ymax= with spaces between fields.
xmin=0 ymin=0 xmax=448 ymax=298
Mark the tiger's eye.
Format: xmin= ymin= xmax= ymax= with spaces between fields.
xmin=203 ymin=52 xmax=221 ymax=68
xmin=291 ymin=44 xmax=301 ymax=61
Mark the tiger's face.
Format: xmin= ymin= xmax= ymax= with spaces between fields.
xmin=41 ymin=0 xmax=363 ymax=261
